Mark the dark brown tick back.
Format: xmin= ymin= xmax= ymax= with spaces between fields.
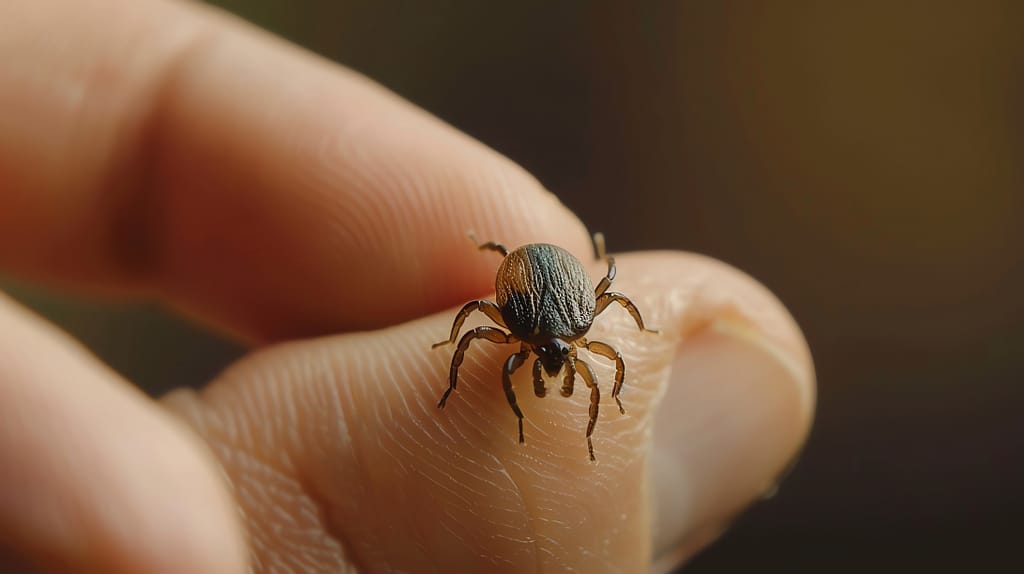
xmin=433 ymin=233 xmax=657 ymax=461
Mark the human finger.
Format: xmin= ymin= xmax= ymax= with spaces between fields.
xmin=165 ymin=250 xmax=814 ymax=572
xmin=0 ymin=294 xmax=247 ymax=573
xmin=0 ymin=0 xmax=590 ymax=342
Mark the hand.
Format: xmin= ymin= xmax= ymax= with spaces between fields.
xmin=0 ymin=1 xmax=815 ymax=572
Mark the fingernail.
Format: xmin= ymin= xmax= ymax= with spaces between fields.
xmin=649 ymin=318 xmax=814 ymax=565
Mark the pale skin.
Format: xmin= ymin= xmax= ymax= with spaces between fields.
xmin=0 ymin=1 xmax=816 ymax=573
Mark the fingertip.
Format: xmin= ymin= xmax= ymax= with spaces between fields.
xmin=0 ymin=0 xmax=593 ymax=340
xmin=611 ymin=253 xmax=814 ymax=566
xmin=153 ymin=8 xmax=596 ymax=338
xmin=650 ymin=325 xmax=811 ymax=562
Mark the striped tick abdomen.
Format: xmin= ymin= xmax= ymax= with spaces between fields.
xmin=495 ymin=243 xmax=596 ymax=345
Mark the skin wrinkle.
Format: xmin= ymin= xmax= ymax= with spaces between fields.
xmin=308 ymin=98 xmax=554 ymax=314
xmin=97 ymin=13 xmax=218 ymax=283
xmin=385 ymin=363 xmax=426 ymax=434
xmin=388 ymin=429 xmax=482 ymax=505
xmin=395 ymin=359 xmax=539 ymax=567
xmin=254 ymin=369 xmax=285 ymax=455
xmin=224 ymin=451 xmax=281 ymax=568
xmin=468 ymin=165 xmax=535 ymax=243
xmin=1 ymin=3 xmax=172 ymax=281
xmin=311 ymin=351 xmax=373 ymax=574
xmin=505 ymin=439 xmax=585 ymax=564
xmin=382 ymin=333 xmax=540 ymax=564
xmin=356 ymin=345 xmax=446 ymax=569
xmin=279 ymin=358 xmax=307 ymax=438
xmin=308 ymin=154 xmax=375 ymax=257
xmin=388 ymin=438 xmax=478 ymax=513
xmin=492 ymin=448 xmax=543 ymax=574
xmin=185 ymin=352 xmax=354 ymax=571
xmin=245 ymin=372 xmax=278 ymax=456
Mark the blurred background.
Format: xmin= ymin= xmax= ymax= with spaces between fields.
xmin=4 ymin=1 xmax=1022 ymax=571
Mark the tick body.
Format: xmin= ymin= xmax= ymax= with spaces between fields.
xmin=433 ymin=233 xmax=657 ymax=461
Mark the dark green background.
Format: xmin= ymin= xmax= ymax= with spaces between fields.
xmin=5 ymin=1 xmax=1022 ymax=571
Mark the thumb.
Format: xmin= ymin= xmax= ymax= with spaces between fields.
xmin=167 ymin=250 xmax=814 ymax=572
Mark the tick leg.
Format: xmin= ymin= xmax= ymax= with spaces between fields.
xmin=592 ymin=232 xmax=617 ymax=296
xmin=432 ymin=300 xmax=506 ymax=348
xmin=468 ymin=231 xmax=509 ymax=256
xmin=595 ymin=256 xmax=617 ymax=297
xmin=594 ymin=292 xmax=658 ymax=333
xmin=585 ymin=340 xmax=628 ymax=415
xmin=503 ymin=346 xmax=532 ymax=444
xmin=592 ymin=232 xmax=607 ymax=261
xmin=561 ymin=348 xmax=578 ymax=398
xmin=532 ymin=358 xmax=546 ymax=397
xmin=437 ymin=327 xmax=516 ymax=409
xmin=576 ymin=358 xmax=600 ymax=461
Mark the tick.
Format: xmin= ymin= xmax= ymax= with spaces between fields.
xmin=433 ymin=232 xmax=657 ymax=461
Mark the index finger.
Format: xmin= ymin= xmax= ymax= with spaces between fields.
xmin=0 ymin=0 xmax=591 ymax=341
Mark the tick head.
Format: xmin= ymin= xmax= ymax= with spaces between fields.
xmin=536 ymin=338 xmax=571 ymax=376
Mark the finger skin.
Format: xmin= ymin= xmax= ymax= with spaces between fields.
xmin=166 ymin=251 xmax=814 ymax=572
xmin=0 ymin=295 xmax=247 ymax=573
xmin=0 ymin=0 xmax=589 ymax=341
